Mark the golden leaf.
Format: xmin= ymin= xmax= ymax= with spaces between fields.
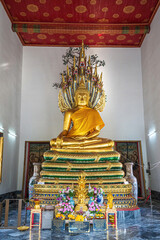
xmin=94 ymin=90 xmax=106 ymax=112
xmin=58 ymin=90 xmax=70 ymax=112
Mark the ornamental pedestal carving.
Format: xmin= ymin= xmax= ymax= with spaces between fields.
xmin=125 ymin=162 xmax=138 ymax=203
xmin=29 ymin=163 xmax=41 ymax=200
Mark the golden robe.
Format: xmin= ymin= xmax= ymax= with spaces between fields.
xmin=67 ymin=106 xmax=105 ymax=138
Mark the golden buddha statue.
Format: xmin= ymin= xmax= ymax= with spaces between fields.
xmin=50 ymin=42 xmax=114 ymax=153
xmin=50 ymin=81 xmax=114 ymax=152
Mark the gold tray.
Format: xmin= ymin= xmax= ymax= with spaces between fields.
xmin=17 ymin=226 xmax=29 ymax=231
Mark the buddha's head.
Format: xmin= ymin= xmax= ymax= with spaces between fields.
xmin=75 ymin=82 xmax=90 ymax=107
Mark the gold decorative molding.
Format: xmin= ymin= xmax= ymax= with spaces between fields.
xmin=38 ymin=178 xmax=125 ymax=184
xmin=44 ymin=150 xmax=120 ymax=159
xmin=50 ymin=147 xmax=116 ymax=153
xmin=40 ymin=170 xmax=124 ymax=177
xmin=34 ymin=183 xmax=132 ymax=194
xmin=42 ymin=161 xmax=122 ymax=169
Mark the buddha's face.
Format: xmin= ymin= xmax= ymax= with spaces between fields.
xmin=75 ymin=92 xmax=89 ymax=106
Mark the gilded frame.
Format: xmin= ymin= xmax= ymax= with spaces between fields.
xmin=0 ymin=133 xmax=4 ymax=183
xmin=22 ymin=141 xmax=50 ymax=199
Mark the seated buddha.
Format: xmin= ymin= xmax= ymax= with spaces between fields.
xmin=50 ymin=81 xmax=114 ymax=152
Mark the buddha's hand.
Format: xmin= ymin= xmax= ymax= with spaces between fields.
xmin=72 ymin=135 xmax=88 ymax=140
xmin=56 ymin=136 xmax=63 ymax=148
xmin=56 ymin=130 xmax=68 ymax=148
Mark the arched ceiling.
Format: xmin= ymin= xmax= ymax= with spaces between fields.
xmin=1 ymin=0 xmax=160 ymax=47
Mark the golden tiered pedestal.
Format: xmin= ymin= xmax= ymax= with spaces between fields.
xmin=33 ymin=149 xmax=137 ymax=209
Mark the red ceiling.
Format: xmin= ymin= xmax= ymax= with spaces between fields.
xmin=1 ymin=0 xmax=160 ymax=47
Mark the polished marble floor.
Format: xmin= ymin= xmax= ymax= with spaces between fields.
xmin=0 ymin=201 xmax=160 ymax=240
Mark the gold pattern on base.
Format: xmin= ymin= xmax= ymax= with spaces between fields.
xmin=40 ymin=170 xmax=124 ymax=177
xmin=44 ymin=150 xmax=120 ymax=159
xmin=42 ymin=161 xmax=122 ymax=169
xmin=34 ymin=183 xmax=132 ymax=194
xmin=49 ymin=147 xmax=118 ymax=153
xmin=37 ymin=178 xmax=125 ymax=185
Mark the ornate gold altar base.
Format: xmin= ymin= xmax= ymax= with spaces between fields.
xmin=33 ymin=183 xmax=137 ymax=209
xmin=33 ymin=149 xmax=137 ymax=209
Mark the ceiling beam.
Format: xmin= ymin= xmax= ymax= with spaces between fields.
xmin=12 ymin=23 xmax=150 ymax=35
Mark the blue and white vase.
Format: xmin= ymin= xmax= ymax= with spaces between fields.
xmin=125 ymin=162 xmax=138 ymax=204
xmin=69 ymin=196 xmax=75 ymax=206
xmin=88 ymin=197 xmax=94 ymax=205
xmin=29 ymin=163 xmax=41 ymax=200
xmin=60 ymin=193 xmax=66 ymax=202
xmin=97 ymin=194 xmax=104 ymax=205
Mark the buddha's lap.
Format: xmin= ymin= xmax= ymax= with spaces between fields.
xmin=50 ymin=137 xmax=114 ymax=146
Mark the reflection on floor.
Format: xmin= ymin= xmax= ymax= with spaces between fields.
xmin=0 ymin=201 xmax=160 ymax=240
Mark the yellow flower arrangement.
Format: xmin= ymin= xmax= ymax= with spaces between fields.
xmin=56 ymin=213 xmax=65 ymax=220
xmin=75 ymin=215 xmax=84 ymax=222
xmin=109 ymin=215 xmax=114 ymax=223
xmin=95 ymin=213 xmax=104 ymax=218
xmin=68 ymin=214 xmax=75 ymax=220
xmin=56 ymin=213 xmax=61 ymax=218
xmin=94 ymin=207 xmax=104 ymax=218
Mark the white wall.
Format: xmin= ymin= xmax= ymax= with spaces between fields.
xmin=141 ymin=8 xmax=160 ymax=192
xmin=18 ymin=46 xmax=148 ymax=190
xmin=0 ymin=3 xmax=23 ymax=194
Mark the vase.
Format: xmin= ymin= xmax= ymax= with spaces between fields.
xmin=88 ymin=197 xmax=94 ymax=205
xmin=69 ymin=196 xmax=75 ymax=206
xmin=97 ymin=194 xmax=104 ymax=205
xmin=125 ymin=162 xmax=138 ymax=203
xmin=60 ymin=194 xmax=66 ymax=202
xmin=29 ymin=162 xmax=41 ymax=200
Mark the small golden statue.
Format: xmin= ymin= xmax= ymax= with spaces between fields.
xmin=107 ymin=192 xmax=114 ymax=209
xmin=74 ymin=173 xmax=88 ymax=212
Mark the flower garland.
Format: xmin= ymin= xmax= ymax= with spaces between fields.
xmin=88 ymin=201 xmax=101 ymax=214
xmin=55 ymin=186 xmax=105 ymax=220
xmin=56 ymin=201 xmax=74 ymax=215
xmin=56 ymin=186 xmax=75 ymax=202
